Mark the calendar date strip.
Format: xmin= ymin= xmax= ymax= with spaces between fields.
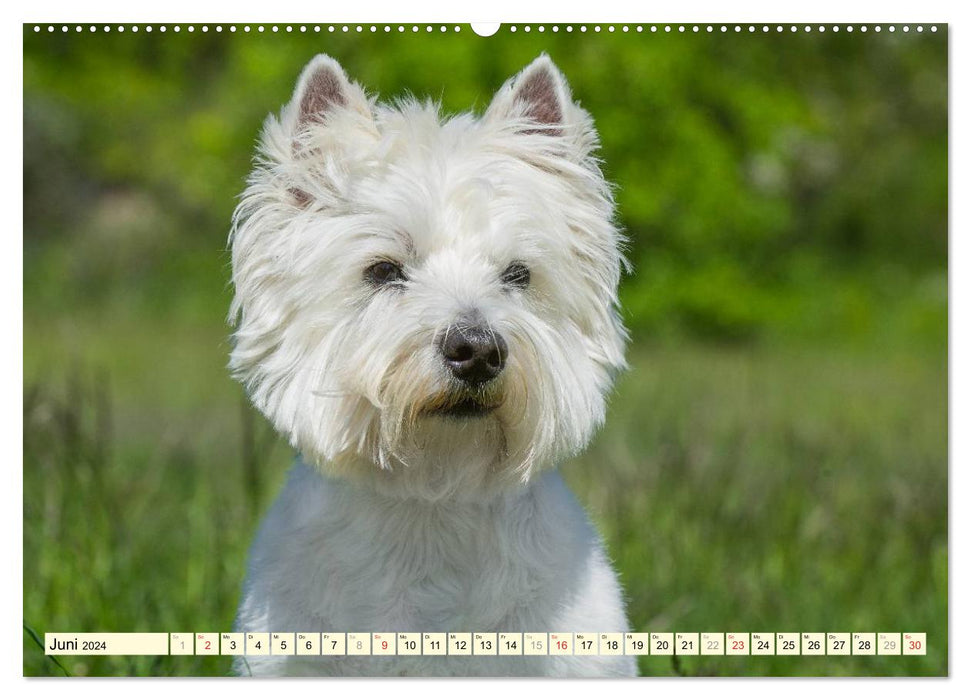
xmin=43 ymin=632 xmax=926 ymax=657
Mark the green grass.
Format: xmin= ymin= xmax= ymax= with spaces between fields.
xmin=23 ymin=313 xmax=946 ymax=676
xmin=565 ymin=342 xmax=946 ymax=676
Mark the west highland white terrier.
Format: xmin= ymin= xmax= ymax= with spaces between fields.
xmin=228 ymin=53 xmax=635 ymax=676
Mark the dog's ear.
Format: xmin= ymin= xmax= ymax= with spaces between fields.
xmin=290 ymin=55 xmax=368 ymax=131
xmin=282 ymin=55 xmax=375 ymax=205
xmin=485 ymin=54 xmax=574 ymax=136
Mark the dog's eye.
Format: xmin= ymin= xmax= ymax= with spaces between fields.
xmin=501 ymin=262 xmax=530 ymax=289
xmin=365 ymin=261 xmax=406 ymax=286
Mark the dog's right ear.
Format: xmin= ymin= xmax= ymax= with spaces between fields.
xmin=289 ymin=55 xmax=368 ymax=132
xmin=281 ymin=55 xmax=375 ymax=205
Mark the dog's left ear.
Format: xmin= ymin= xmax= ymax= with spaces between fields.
xmin=485 ymin=54 xmax=577 ymax=137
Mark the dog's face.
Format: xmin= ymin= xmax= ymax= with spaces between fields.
xmin=229 ymin=54 xmax=627 ymax=497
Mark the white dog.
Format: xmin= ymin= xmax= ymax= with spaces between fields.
xmin=228 ymin=53 xmax=635 ymax=676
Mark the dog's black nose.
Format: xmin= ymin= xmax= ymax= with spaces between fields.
xmin=439 ymin=325 xmax=507 ymax=385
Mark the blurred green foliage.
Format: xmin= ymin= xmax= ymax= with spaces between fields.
xmin=24 ymin=25 xmax=946 ymax=342
xmin=23 ymin=25 xmax=947 ymax=677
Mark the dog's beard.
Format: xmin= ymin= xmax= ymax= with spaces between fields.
xmin=374 ymin=369 xmax=532 ymax=496
xmin=291 ymin=310 xmax=605 ymax=501
xmin=318 ymin=344 xmax=546 ymax=501
xmin=368 ymin=415 xmax=514 ymax=501
xmin=416 ymin=386 xmax=503 ymax=419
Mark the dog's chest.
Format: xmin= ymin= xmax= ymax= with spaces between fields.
xmin=236 ymin=462 xmax=636 ymax=675
xmin=318 ymin=500 xmax=564 ymax=631
xmin=246 ymin=463 xmax=586 ymax=633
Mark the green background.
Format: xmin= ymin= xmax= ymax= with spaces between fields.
xmin=23 ymin=23 xmax=947 ymax=676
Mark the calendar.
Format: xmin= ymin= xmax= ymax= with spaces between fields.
xmin=43 ymin=631 xmax=927 ymax=657
xmin=22 ymin=17 xmax=947 ymax=680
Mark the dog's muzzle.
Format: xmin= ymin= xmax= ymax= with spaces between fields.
xmin=437 ymin=324 xmax=507 ymax=386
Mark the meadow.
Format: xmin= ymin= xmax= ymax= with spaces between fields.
xmin=23 ymin=312 xmax=946 ymax=676
xmin=23 ymin=25 xmax=947 ymax=676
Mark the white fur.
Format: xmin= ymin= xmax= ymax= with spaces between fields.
xmin=229 ymin=54 xmax=634 ymax=676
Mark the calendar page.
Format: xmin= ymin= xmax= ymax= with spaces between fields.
xmin=22 ymin=16 xmax=947 ymax=679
